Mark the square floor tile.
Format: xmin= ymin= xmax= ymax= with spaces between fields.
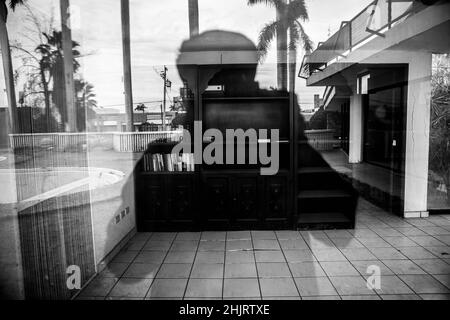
xmin=124 ymin=241 xmax=146 ymax=251
xmin=331 ymin=238 xmax=365 ymax=249
xmin=195 ymin=251 xmax=225 ymax=264
xmin=340 ymin=248 xmax=377 ymax=261
xmin=111 ymin=250 xmax=139 ymax=263
xmin=123 ymin=263 xmax=160 ymax=278
xmin=372 ymin=228 xmax=403 ymax=237
xmin=412 ymin=259 xmax=450 ymax=274
xmin=164 ymin=251 xmax=196 ymax=264
xmin=304 ymin=238 xmax=336 ymax=250
xmin=372 ymin=275 xmax=414 ymax=295
xmin=198 ymin=241 xmax=226 ymax=252
xmin=320 ymin=261 xmax=359 ymax=276
xmin=252 ymin=231 xmax=277 ymax=239
xmin=176 ymin=232 xmax=201 ymax=241
xmin=170 ymin=241 xmax=199 ymax=251
xmin=109 ymin=278 xmax=153 ymax=298
xmin=279 ymin=239 xmax=308 ymax=250
xmin=257 ymin=262 xmax=291 ymax=278
xmin=396 ymin=228 xmax=428 ymax=237
xmin=227 ymin=231 xmax=251 ymax=240
xmin=201 ymin=232 xmax=226 ymax=241
xmin=368 ymin=247 xmax=408 ymax=260
xmin=357 ymin=237 xmax=391 ymax=248
xmin=295 ymin=277 xmax=337 ymax=297
xmin=143 ymin=240 xmax=172 ymax=251
xmin=146 ymin=279 xmax=187 ymax=298
xmin=399 ymin=247 xmax=437 ymax=259
xmin=253 ymin=239 xmax=281 ymax=250
xmin=419 ymin=294 xmax=450 ymax=300
xmin=275 ymin=231 xmax=301 ymax=240
xmin=80 ymin=276 xmax=118 ymax=297
xmin=100 ymin=263 xmax=129 ymax=278
xmin=312 ymin=248 xmax=347 ymax=262
xmin=224 ymin=263 xmax=257 ymax=278
xmin=151 ymin=233 xmax=176 ymax=241
xmin=425 ymin=246 xmax=450 ymax=258
xmin=226 ymin=240 xmax=253 ymax=251
xmin=132 ymin=233 xmax=152 ymax=242
xmin=156 ymin=263 xmax=192 ymax=279
xmin=382 ymin=260 xmax=426 ymax=275
xmin=302 ymin=296 xmax=340 ymax=300
xmin=255 ymin=250 xmax=285 ymax=263
xmin=226 ymin=251 xmax=255 ymax=264
xmin=350 ymin=260 xmax=394 ymax=276
xmin=283 ymin=249 xmax=317 ymax=262
xmin=324 ymin=230 xmax=353 ymax=239
xmin=190 ymin=263 xmax=224 ymax=278
xmin=340 ymin=295 xmax=380 ymax=300
xmin=380 ymin=294 xmax=421 ymax=300
xmin=185 ymin=279 xmax=223 ymax=298
xmin=433 ymin=274 xmax=450 ymax=289
xmin=134 ymin=251 xmax=166 ymax=264
xmin=288 ymin=262 xmax=326 ymax=278
xmin=399 ymin=275 xmax=450 ymax=294
xmin=329 ymin=276 xmax=376 ymax=296
xmin=300 ymin=230 xmax=328 ymax=239
xmin=384 ymin=236 xmax=418 ymax=248
xmin=259 ymin=278 xmax=299 ymax=297
xmin=223 ymin=279 xmax=260 ymax=298
xmin=409 ymin=236 xmax=445 ymax=247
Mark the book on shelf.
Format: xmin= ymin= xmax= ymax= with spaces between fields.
xmin=142 ymin=153 xmax=194 ymax=172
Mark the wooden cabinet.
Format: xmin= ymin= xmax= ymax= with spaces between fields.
xmin=136 ymin=174 xmax=197 ymax=231
xmin=200 ymin=172 xmax=290 ymax=229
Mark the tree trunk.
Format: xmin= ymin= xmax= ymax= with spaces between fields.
xmin=188 ymin=0 xmax=199 ymax=38
xmin=276 ymin=0 xmax=288 ymax=91
xmin=60 ymin=0 xmax=77 ymax=132
xmin=121 ymin=0 xmax=134 ymax=132
xmin=0 ymin=16 xmax=19 ymax=133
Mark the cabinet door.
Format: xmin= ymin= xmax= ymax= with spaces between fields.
xmin=203 ymin=176 xmax=231 ymax=223
xmin=234 ymin=176 xmax=260 ymax=223
xmin=137 ymin=176 xmax=166 ymax=222
xmin=167 ymin=176 xmax=195 ymax=221
xmin=265 ymin=176 xmax=288 ymax=220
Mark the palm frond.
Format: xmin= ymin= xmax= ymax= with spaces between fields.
xmin=9 ymin=0 xmax=25 ymax=11
xmin=257 ymin=20 xmax=279 ymax=62
xmin=286 ymin=0 xmax=309 ymax=22
xmin=295 ymin=20 xmax=313 ymax=52
xmin=247 ymin=0 xmax=285 ymax=12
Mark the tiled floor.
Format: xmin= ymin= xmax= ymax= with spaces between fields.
xmin=78 ymin=200 xmax=450 ymax=300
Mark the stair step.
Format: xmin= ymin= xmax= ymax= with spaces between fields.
xmin=298 ymin=212 xmax=352 ymax=224
xmin=298 ymin=167 xmax=335 ymax=174
xmin=298 ymin=189 xmax=352 ymax=199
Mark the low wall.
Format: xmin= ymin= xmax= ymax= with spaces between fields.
xmin=304 ymin=129 xmax=336 ymax=151
xmin=10 ymin=130 xmax=333 ymax=152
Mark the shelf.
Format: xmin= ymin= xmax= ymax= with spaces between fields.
xmin=298 ymin=189 xmax=353 ymax=199
xmin=202 ymin=96 xmax=289 ymax=101
xmin=139 ymin=171 xmax=196 ymax=176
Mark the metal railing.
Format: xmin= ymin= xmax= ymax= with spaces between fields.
xmin=9 ymin=131 xmax=184 ymax=152
xmin=300 ymin=0 xmax=427 ymax=77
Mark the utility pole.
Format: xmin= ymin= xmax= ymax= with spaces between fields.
xmin=121 ymin=0 xmax=134 ymax=132
xmin=160 ymin=66 xmax=171 ymax=129
xmin=60 ymin=0 xmax=77 ymax=132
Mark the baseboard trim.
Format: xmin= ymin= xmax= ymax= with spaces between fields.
xmin=404 ymin=211 xmax=429 ymax=218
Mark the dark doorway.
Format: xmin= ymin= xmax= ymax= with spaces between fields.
xmin=362 ymin=66 xmax=408 ymax=214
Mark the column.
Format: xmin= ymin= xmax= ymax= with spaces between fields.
xmin=349 ymin=94 xmax=364 ymax=164
xmin=403 ymin=52 xmax=432 ymax=218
